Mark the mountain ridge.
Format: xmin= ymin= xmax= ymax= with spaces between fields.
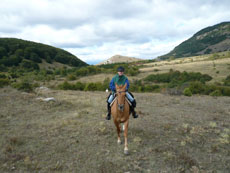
xmin=96 ymin=54 xmax=143 ymax=65
xmin=159 ymin=21 xmax=230 ymax=60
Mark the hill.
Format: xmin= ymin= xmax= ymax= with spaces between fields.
xmin=0 ymin=38 xmax=87 ymax=70
xmin=97 ymin=55 xmax=143 ymax=65
xmin=159 ymin=22 xmax=230 ymax=60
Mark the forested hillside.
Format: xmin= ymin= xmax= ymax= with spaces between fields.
xmin=160 ymin=22 xmax=230 ymax=60
xmin=0 ymin=38 xmax=87 ymax=70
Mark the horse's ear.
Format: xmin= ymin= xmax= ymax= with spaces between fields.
xmin=122 ymin=83 xmax=127 ymax=90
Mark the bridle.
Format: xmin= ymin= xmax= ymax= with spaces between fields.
xmin=115 ymin=90 xmax=126 ymax=112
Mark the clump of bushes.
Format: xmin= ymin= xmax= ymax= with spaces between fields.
xmin=188 ymin=81 xmax=230 ymax=96
xmin=0 ymin=78 xmax=10 ymax=88
xmin=144 ymin=70 xmax=212 ymax=86
xmin=224 ymin=75 xmax=230 ymax=86
xmin=67 ymin=74 xmax=77 ymax=81
xmin=0 ymin=73 xmax=10 ymax=87
xmin=57 ymin=80 xmax=160 ymax=93
xmin=183 ymin=88 xmax=192 ymax=96
xmin=12 ymin=81 xmax=34 ymax=92
xmin=209 ymin=90 xmax=222 ymax=96
xmin=57 ymin=81 xmax=107 ymax=91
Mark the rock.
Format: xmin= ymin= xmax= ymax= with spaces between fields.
xmin=36 ymin=97 xmax=56 ymax=102
xmin=133 ymin=136 xmax=142 ymax=143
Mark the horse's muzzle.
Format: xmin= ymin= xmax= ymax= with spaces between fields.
xmin=118 ymin=104 xmax=124 ymax=112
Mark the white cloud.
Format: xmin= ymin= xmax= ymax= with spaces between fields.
xmin=0 ymin=0 xmax=230 ymax=64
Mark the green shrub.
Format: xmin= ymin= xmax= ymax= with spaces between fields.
xmin=220 ymin=86 xmax=230 ymax=96
xmin=12 ymin=81 xmax=33 ymax=92
xmin=58 ymin=81 xmax=74 ymax=90
xmin=209 ymin=90 xmax=222 ymax=96
xmin=0 ymin=73 xmax=7 ymax=79
xmin=224 ymin=75 xmax=230 ymax=86
xmin=67 ymin=74 xmax=76 ymax=81
xmin=183 ymin=88 xmax=192 ymax=96
xmin=0 ymin=78 xmax=10 ymax=87
xmin=189 ymin=81 xmax=205 ymax=94
xmin=204 ymin=84 xmax=218 ymax=95
xmin=144 ymin=85 xmax=160 ymax=92
xmin=75 ymin=82 xmax=85 ymax=91
xmin=144 ymin=70 xmax=212 ymax=85
xmin=84 ymin=83 xmax=98 ymax=91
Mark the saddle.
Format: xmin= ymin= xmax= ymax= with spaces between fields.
xmin=108 ymin=93 xmax=132 ymax=107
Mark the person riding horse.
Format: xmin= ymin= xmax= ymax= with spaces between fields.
xmin=106 ymin=66 xmax=138 ymax=120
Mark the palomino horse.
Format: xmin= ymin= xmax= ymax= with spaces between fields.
xmin=111 ymin=83 xmax=131 ymax=155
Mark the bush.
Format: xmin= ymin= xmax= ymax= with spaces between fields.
xmin=144 ymin=70 xmax=212 ymax=85
xmin=67 ymin=74 xmax=76 ymax=81
xmin=58 ymin=81 xmax=74 ymax=90
xmin=144 ymin=85 xmax=160 ymax=92
xmin=0 ymin=78 xmax=10 ymax=87
xmin=189 ymin=81 xmax=205 ymax=94
xmin=224 ymin=75 xmax=230 ymax=86
xmin=20 ymin=60 xmax=39 ymax=70
xmin=12 ymin=81 xmax=33 ymax=92
xmin=183 ymin=88 xmax=192 ymax=96
xmin=220 ymin=86 xmax=230 ymax=96
xmin=75 ymin=82 xmax=85 ymax=91
xmin=0 ymin=73 xmax=7 ymax=79
xmin=84 ymin=83 xmax=98 ymax=91
xmin=209 ymin=90 xmax=222 ymax=96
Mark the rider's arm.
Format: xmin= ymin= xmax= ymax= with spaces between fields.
xmin=125 ymin=79 xmax=130 ymax=91
xmin=109 ymin=78 xmax=116 ymax=92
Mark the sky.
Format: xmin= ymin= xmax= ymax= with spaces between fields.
xmin=0 ymin=0 xmax=230 ymax=64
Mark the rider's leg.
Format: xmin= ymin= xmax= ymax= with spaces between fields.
xmin=126 ymin=92 xmax=138 ymax=118
xmin=106 ymin=94 xmax=114 ymax=120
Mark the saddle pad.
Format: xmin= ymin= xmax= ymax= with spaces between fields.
xmin=125 ymin=97 xmax=132 ymax=106
xmin=110 ymin=97 xmax=117 ymax=107
xmin=110 ymin=97 xmax=132 ymax=107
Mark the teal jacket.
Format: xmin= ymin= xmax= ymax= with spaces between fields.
xmin=109 ymin=74 xmax=129 ymax=92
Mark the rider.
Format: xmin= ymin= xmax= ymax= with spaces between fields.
xmin=106 ymin=66 xmax=138 ymax=120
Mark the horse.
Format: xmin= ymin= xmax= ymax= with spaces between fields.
xmin=111 ymin=83 xmax=131 ymax=155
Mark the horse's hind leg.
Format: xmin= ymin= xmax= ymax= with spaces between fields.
xmin=114 ymin=121 xmax=121 ymax=144
xmin=124 ymin=120 xmax=129 ymax=155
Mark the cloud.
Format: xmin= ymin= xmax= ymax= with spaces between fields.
xmin=0 ymin=0 xmax=230 ymax=64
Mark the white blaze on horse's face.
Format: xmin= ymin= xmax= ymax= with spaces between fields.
xmin=116 ymin=84 xmax=126 ymax=112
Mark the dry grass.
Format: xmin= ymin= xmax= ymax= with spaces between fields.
xmin=139 ymin=56 xmax=230 ymax=83
xmin=61 ymin=53 xmax=230 ymax=84
xmin=0 ymin=87 xmax=229 ymax=172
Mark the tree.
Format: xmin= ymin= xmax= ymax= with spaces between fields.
xmin=0 ymin=47 xmax=7 ymax=58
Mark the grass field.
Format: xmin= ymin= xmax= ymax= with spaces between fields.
xmin=140 ymin=56 xmax=230 ymax=84
xmin=0 ymin=87 xmax=229 ymax=172
xmin=60 ymin=53 xmax=230 ymax=86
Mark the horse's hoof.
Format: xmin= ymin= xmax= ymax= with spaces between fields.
xmin=124 ymin=149 xmax=129 ymax=155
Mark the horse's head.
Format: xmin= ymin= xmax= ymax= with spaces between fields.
xmin=115 ymin=84 xmax=127 ymax=112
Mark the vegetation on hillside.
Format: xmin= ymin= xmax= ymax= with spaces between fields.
xmin=159 ymin=22 xmax=230 ymax=60
xmin=0 ymin=38 xmax=87 ymax=70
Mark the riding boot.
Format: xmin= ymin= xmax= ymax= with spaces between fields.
xmin=130 ymin=106 xmax=138 ymax=118
xmin=106 ymin=102 xmax=111 ymax=120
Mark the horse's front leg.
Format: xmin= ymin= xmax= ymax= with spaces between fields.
xmin=114 ymin=121 xmax=121 ymax=144
xmin=124 ymin=120 xmax=129 ymax=155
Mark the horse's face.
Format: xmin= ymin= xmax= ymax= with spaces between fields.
xmin=116 ymin=84 xmax=127 ymax=112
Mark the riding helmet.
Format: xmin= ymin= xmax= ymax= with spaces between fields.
xmin=117 ymin=66 xmax=125 ymax=72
